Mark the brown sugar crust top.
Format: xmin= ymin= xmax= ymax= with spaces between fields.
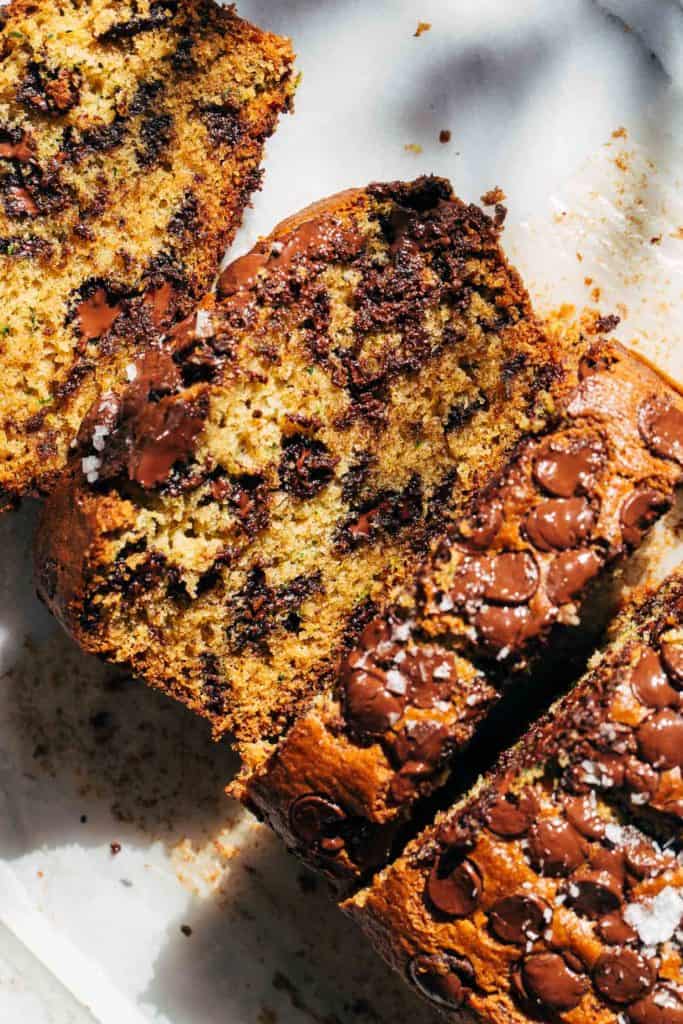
xmin=344 ymin=572 xmax=683 ymax=1024
xmin=35 ymin=176 xmax=561 ymax=754
xmin=0 ymin=0 xmax=296 ymax=506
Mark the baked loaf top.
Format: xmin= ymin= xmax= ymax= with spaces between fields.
xmin=240 ymin=339 xmax=683 ymax=890
xmin=0 ymin=0 xmax=295 ymax=507
xmin=345 ymin=571 xmax=683 ymax=1024
xmin=35 ymin=176 xmax=562 ymax=753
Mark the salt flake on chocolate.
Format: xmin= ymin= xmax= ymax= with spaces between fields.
xmin=624 ymin=886 xmax=683 ymax=947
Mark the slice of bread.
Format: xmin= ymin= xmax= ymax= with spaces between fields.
xmin=34 ymin=177 xmax=564 ymax=758
xmin=238 ymin=339 xmax=683 ymax=890
xmin=0 ymin=0 xmax=295 ymax=508
xmin=344 ymin=570 xmax=683 ymax=1024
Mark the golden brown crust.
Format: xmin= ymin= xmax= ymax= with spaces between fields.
xmin=0 ymin=0 xmax=296 ymax=504
xmin=35 ymin=176 xmax=562 ymax=757
xmin=240 ymin=341 xmax=683 ymax=891
xmin=343 ymin=571 xmax=683 ymax=1024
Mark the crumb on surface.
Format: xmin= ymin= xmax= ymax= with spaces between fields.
xmin=180 ymin=924 xmax=193 ymax=937
xmin=404 ymin=143 xmax=422 ymax=154
xmin=480 ymin=186 xmax=507 ymax=206
xmin=439 ymin=129 xmax=451 ymax=144
xmin=414 ymin=21 xmax=431 ymax=37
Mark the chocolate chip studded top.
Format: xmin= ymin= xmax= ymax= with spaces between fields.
xmin=416 ymin=341 xmax=683 ymax=664
xmin=343 ymin=571 xmax=683 ymax=1024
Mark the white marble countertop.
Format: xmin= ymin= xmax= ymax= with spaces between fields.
xmin=0 ymin=2 xmax=682 ymax=1022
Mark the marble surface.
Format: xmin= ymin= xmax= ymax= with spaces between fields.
xmin=0 ymin=1 xmax=682 ymax=1022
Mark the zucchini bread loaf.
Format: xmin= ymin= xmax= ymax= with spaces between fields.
xmin=0 ymin=0 xmax=295 ymax=508
xmin=35 ymin=176 xmax=563 ymax=766
xmin=345 ymin=570 xmax=683 ymax=1024
xmin=239 ymin=339 xmax=683 ymax=889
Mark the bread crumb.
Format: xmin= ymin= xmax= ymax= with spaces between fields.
xmin=480 ymin=186 xmax=506 ymax=206
xmin=612 ymin=125 xmax=627 ymax=139
xmin=414 ymin=21 xmax=431 ymax=37
xmin=439 ymin=129 xmax=451 ymax=144
xmin=404 ymin=143 xmax=423 ymax=154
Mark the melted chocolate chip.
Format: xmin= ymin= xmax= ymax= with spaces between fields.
xmin=489 ymin=895 xmax=548 ymax=946
xmin=485 ymin=552 xmax=539 ymax=604
xmin=661 ymin=639 xmax=683 ymax=689
xmin=342 ymin=651 xmax=403 ymax=737
xmin=527 ymin=818 xmax=586 ymax=877
xmin=637 ymin=709 xmax=683 ymax=770
xmin=407 ymin=952 xmax=474 ymax=1010
xmin=76 ymin=287 xmax=122 ymax=340
xmin=627 ymin=984 xmax=683 ymax=1024
xmin=593 ymin=949 xmax=655 ymax=1005
xmin=598 ymin=912 xmax=638 ymax=945
xmin=484 ymin=791 xmax=536 ymax=838
xmin=517 ymin=952 xmax=588 ymax=1013
xmin=546 ymin=547 xmax=603 ymax=606
xmin=128 ymin=393 xmax=207 ymax=489
xmin=620 ymin=489 xmax=671 ymax=547
xmin=524 ymin=497 xmax=595 ymax=552
xmin=279 ymin=434 xmax=338 ymax=499
xmin=630 ymin=648 xmax=679 ymax=709
xmin=459 ymin=500 xmax=502 ymax=549
xmin=565 ymin=874 xmax=621 ymax=918
xmin=639 ymin=396 xmax=683 ymax=464
xmin=533 ymin=435 xmax=604 ymax=497
xmin=564 ymin=795 xmax=606 ymax=841
xmin=289 ymin=795 xmax=346 ymax=854
xmin=474 ymin=604 xmax=532 ymax=652
xmin=426 ymin=855 xmax=482 ymax=917
xmin=217 ymin=251 xmax=269 ymax=299
xmin=0 ymin=130 xmax=34 ymax=163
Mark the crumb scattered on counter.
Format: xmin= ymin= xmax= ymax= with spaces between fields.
xmin=414 ymin=21 xmax=431 ymax=37
xmin=403 ymin=143 xmax=422 ymax=154
xmin=438 ymin=129 xmax=451 ymax=143
xmin=181 ymin=924 xmax=193 ymax=937
xmin=612 ymin=125 xmax=627 ymax=139
xmin=110 ymin=841 xmax=121 ymax=856
xmin=480 ymin=186 xmax=506 ymax=206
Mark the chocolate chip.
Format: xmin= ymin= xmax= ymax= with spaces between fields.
xmin=279 ymin=434 xmax=338 ymax=499
xmin=620 ymin=488 xmax=671 ymax=547
xmin=342 ymin=653 xmax=403 ymax=738
xmin=459 ymin=500 xmax=503 ymax=549
xmin=564 ymin=795 xmax=606 ymax=841
xmin=546 ymin=547 xmax=603 ymax=606
xmin=598 ymin=912 xmax=638 ymax=945
xmin=426 ymin=855 xmax=482 ymax=917
xmin=533 ymin=435 xmax=604 ymax=497
xmin=565 ymin=874 xmax=621 ymax=918
xmin=517 ymin=952 xmax=588 ymax=1012
xmin=128 ymin=393 xmax=207 ymax=489
xmin=593 ymin=949 xmax=655 ymax=1005
xmin=527 ymin=818 xmax=586 ymax=876
xmin=488 ymin=895 xmax=548 ymax=946
xmin=75 ymin=287 xmax=122 ymax=340
xmin=217 ymin=250 xmax=269 ymax=299
xmin=474 ymin=604 xmax=531 ymax=652
xmin=289 ymin=795 xmax=346 ymax=854
xmin=661 ymin=638 xmax=683 ymax=690
xmin=622 ymin=833 xmax=672 ymax=879
xmin=407 ymin=952 xmax=474 ymax=1010
xmin=484 ymin=552 xmax=539 ymax=604
xmin=627 ymin=984 xmax=683 ymax=1024
xmin=630 ymin=648 xmax=679 ymax=709
xmin=484 ymin=791 xmax=535 ymax=838
xmin=637 ymin=709 xmax=683 ymax=770
xmin=524 ymin=497 xmax=595 ymax=552
xmin=639 ymin=396 xmax=683 ymax=464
